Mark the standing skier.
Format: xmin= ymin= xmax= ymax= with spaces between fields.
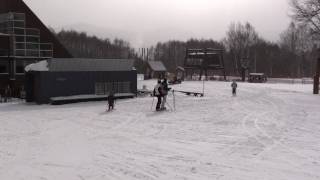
xmin=161 ymin=78 xmax=171 ymax=110
xmin=153 ymin=79 xmax=163 ymax=111
xmin=107 ymin=92 xmax=115 ymax=111
xmin=231 ymin=80 xmax=238 ymax=96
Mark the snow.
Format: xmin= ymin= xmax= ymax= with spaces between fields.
xmin=25 ymin=60 xmax=49 ymax=72
xmin=1 ymin=80 xmax=320 ymax=180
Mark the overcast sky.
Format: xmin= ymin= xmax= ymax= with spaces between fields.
xmin=24 ymin=0 xmax=292 ymax=48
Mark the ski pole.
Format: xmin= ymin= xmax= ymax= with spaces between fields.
xmin=151 ymin=96 xmax=155 ymax=110
xmin=165 ymin=101 xmax=173 ymax=111
xmin=173 ymin=90 xmax=176 ymax=111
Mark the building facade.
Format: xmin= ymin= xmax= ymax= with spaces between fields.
xmin=0 ymin=0 xmax=72 ymax=96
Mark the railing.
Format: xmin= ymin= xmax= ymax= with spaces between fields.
xmin=0 ymin=12 xmax=25 ymax=21
xmin=1 ymin=27 xmax=40 ymax=37
xmin=13 ymin=43 xmax=53 ymax=58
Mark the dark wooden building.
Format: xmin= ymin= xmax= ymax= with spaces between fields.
xmin=0 ymin=0 xmax=72 ymax=96
xmin=248 ymin=73 xmax=267 ymax=83
xmin=184 ymin=48 xmax=226 ymax=80
xmin=145 ymin=61 xmax=167 ymax=79
xmin=25 ymin=58 xmax=137 ymax=104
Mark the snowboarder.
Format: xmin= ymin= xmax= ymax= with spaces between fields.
xmin=231 ymin=80 xmax=238 ymax=96
xmin=161 ymin=78 xmax=171 ymax=110
xmin=107 ymin=92 xmax=115 ymax=111
xmin=153 ymin=79 xmax=163 ymax=111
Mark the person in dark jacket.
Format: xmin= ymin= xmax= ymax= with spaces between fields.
xmin=231 ymin=80 xmax=238 ymax=96
xmin=161 ymin=78 xmax=171 ymax=110
xmin=153 ymin=79 xmax=163 ymax=111
xmin=107 ymin=92 xmax=115 ymax=111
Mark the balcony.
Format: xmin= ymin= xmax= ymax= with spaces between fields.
xmin=13 ymin=43 xmax=53 ymax=58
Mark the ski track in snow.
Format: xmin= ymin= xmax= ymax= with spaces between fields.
xmin=0 ymin=81 xmax=320 ymax=180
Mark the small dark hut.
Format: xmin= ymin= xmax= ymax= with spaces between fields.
xmin=145 ymin=61 xmax=167 ymax=79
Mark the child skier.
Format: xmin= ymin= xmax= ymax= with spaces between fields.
xmin=231 ymin=80 xmax=238 ymax=96
xmin=107 ymin=92 xmax=115 ymax=111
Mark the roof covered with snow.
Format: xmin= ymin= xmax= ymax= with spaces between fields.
xmin=25 ymin=60 xmax=49 ymax=72
xmin=249 ymin=73 xmax=266 ymax=76
xmin=25 ymin=58 xmax=135 ymax=72
xmin=147 ymin=61 xmax=167 ymax=72
xmin=0 ymin=33 xmax=9 ymax=36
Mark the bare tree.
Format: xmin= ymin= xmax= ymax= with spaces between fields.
xmin=280 ymin=22 xmax=313 ymax=54
xmin=291 ymin=0 xmax=320 ymax=35
xmin=224 ymin=22 xmax=259 ymax=76
xmin=280 ymin=22 xmax=315 ymax=77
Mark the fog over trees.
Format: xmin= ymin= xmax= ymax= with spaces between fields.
xmin=51 ymin=0 xmax=320 ymax=78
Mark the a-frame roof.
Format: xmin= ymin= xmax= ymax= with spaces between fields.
xmin=0 ymin=0 xmax=72 ymax=58
xmin=148 ymin=61 xmax=167 ymax=72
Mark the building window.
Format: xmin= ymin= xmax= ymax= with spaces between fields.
xmin=26 ymin=36 xmax=39 ymax=43
xmin=105 ymin=82 xmax=113 ymax=94
xmin=16 ymin=65 xmax=24 ymax=74
xmin=95 ymin=82 xmax=131 ymax=95
xmin=119 ymin=82 xmax=130 ymax=93
xmin=95 ymin=83 xmax=105 ymax=95
xmin=16 ymin=61 xmax=26 ymax=74
xmin=15 ymin=36 xmax=25 ymax=43
xmin=0 ymin=61 xmax=8 ymax=73
xmin=14 ymin=28 xmax=25 ymax=35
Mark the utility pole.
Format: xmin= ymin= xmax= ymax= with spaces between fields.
xmin=313 ymin=58 xmax=320 ymax=94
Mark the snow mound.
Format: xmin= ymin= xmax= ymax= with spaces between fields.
xmin=25 ymin=60 xmax=49 ymax=72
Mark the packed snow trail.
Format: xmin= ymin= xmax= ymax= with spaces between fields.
xmin=0 ymin=81 xmax=320 ymax=180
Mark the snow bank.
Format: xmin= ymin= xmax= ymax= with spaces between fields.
xmin=24 ymin=60 xmax=49 ymax=72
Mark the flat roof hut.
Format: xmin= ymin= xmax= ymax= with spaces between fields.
xmin=25 ymin=58 xmax=137 ymax=104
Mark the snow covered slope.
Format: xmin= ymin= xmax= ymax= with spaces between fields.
xmin=0 ymin=81 xmax=319 ymax=180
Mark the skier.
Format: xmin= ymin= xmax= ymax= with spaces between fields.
xmin=153 ymin=79 xmax=163 ymax=111
xmin=107 ymin=92 xmax=115 ymax=111
xmin=231 ymin=80 xmax=238 ymax=96
xmin=161 ymin=78 xmax=171 ymax=110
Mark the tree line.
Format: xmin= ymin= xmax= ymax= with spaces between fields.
xmin=53 ymin=30 xmax=136 ymax=59
xmin=52 ymin=0 xmax=320 ymax=78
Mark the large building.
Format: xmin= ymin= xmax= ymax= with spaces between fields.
xmin=0 ymin=0 xmax=72 ymax=96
